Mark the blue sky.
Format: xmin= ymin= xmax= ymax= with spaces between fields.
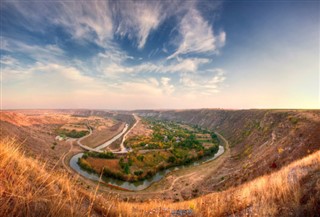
xmin=1 ymin=0 xmax=319 ymax=109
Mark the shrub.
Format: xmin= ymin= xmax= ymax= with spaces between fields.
xmin=123 ymin=164 xmax=130 ymax=174
xmin=134 ymin=170 xmax=143 ymax=176
xmin=128 ymin=158 xmax=133 ymax=166
xmin=167 ymin=156 xmax=176 ymax=163
xmin=289 ymin=116 xmax=299 ymax=125
xmin=103 ymin=168 xmax=126 ymax=181
xmin=137 ymin=155 xmax=144 ymax=162
xmin=57 ymin=129 xmax=89 ymax=138
xmin=86 ymin=151 xmax=115 ymax=159
xmin=77 ymin=158 xmax=95 ymax=173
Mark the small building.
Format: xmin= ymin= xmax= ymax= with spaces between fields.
xmin=55 ymin=135 xmax=64 ymax=141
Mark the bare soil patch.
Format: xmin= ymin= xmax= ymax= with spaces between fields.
xmin=81 ymin=122 xmax=125 ymax=148
xmin=127 ymin=119 xmax=153 ymax=139
xmin=86 ymin=157 xmax=121 ymax=173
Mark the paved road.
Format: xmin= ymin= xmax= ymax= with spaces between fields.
xmin=76 ymin=113 xmax=138 ymax=154
xmin=113 ymin=114 xmax=139 ymax=153
xmin=93 ymin=124 xmax=128 ymax=151
xmin=76 ymin=128 xmax=102 ymax=152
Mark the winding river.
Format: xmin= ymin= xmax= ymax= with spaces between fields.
xmin=70 ymin=145 xmax=225 ymax=191
xmin=69 ymin=116 xmax=225 ymax=191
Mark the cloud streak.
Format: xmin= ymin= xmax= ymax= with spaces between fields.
xmin=113 ymin=0 xmax=166 ymax=49
xmin=180 ymin=69 xmax=226 ymax=94
xmin=168 ymin=8 xmax=226 ymax=59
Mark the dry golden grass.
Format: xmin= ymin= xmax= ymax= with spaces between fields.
xmin=0 ymin=138 xmax=120 ymax=217
xmin=0 ymin=137 xmax=319 ymax=216
xmin=86 ymin=158 xmax=121 ymax=174
xmin=115 ymin=149 xmax=320 ymax=216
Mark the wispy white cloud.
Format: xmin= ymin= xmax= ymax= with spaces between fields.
xmin=163 ymin=58 xmax=210 ymax=73
xmin=2 ymin=61 xmax=96 ymax=85
xmin=113 ymin=0 xmax=165 ymax=49
xmin=161 ymin=77 xmax=175 ymax=94
xmin=97 ymin=48 xmax=134 ymax=64
xmin=36 ymin=63 xmax=95 ymax=84
xmin=0 ymin=55 xmax=19 ymax=65
xmin=1 ymin=37 xmax=64 ymax=63
xmin=168 ymin=8 xmax=226 ymax=59
xmin=5 ymin=0 xmax=113 ymax=47
xmin=180 ymin=68 xmax=226 ymax=94
xmin=103 ymin=63 xmax=134 ymax=75
xmin=57 ymin=1 xmax=113 ymax=46
xmin=4 ymin=0 xmax=224 ymax=53
xmin=101 ymin=57 xmax=210 ymax=76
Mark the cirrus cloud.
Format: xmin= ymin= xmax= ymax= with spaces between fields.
xmin=168 ymin=8 xmax=226 ymax=59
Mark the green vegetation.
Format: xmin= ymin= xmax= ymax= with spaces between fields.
xmin=82 ymin=151 xmax=115 ymax=159
xmin=289 ymin=116 xmax=299 ymax=125
xmin=134 ymin=170 xmax=143 ymax=176
xmin=119 ymin=157 xmax=131 ymax=174
xmin=78 ymin=118 xmax=221 ymax=182
xmin=51 ymin=141 xmax=57 ymax=150
xmin=56 ymin=128 xmax=89 ymax=138
xmin=77 ymin=158 xmax=95 ymax=173
xmin=167 ymin=156 xmax=176 ymax=163
xmin=137 ymin=155 xmax=144 ymax=162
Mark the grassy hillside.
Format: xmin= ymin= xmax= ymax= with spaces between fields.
xmin=1 ymin=137 xmax=319 ymax=216
xmin=137 ymin=110 xmax=320 ymax=194
xmin=0 ymin=138 xmax=116 ymax=217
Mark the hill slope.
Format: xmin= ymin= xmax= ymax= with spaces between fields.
xmin=1 ymin=138 xmax=319 ymax=216
xmin=137 ymin=109 xmax=320 ymax=195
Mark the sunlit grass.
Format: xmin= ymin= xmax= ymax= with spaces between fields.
xmin=0 ymin=137 xmax=319 ymax=216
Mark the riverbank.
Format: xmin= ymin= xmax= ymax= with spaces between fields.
xmin=70 ymin=144 xmax=224 ymax=191
xmin=63 ymin=114 xmax=229 ymax=199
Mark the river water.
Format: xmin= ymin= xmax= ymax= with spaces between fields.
xmin=69 ymin=145 xmax=225 ymax=191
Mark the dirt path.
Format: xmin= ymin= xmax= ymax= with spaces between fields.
xmin=61 ymin=139 xmax=77 ymax=174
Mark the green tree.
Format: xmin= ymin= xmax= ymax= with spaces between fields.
xmin=167 ymin=156 xmax=176 ymax=163
xmin=124 ymin=163 xmax=130 ymax=174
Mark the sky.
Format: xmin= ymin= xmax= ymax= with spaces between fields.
xmin=1 ymin=0 xmax=319 ymax=110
